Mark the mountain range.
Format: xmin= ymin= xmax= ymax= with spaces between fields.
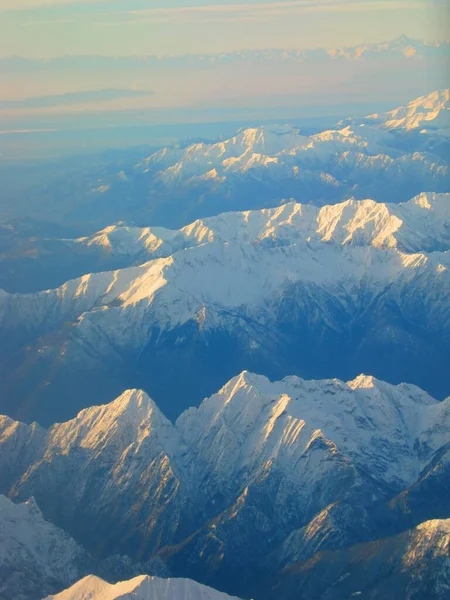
xmin=0 ymin=85 xmax=449 ymax=600
xmin=1 ymin=89 xmax=449 ymax=238
xmin=2 ymin=187 xmax=450 ymax=294
xmin=1 ymin=191 xmax=449 ymax=425
xmin=5 ymin=36 xmax=448 ymax=71
xmin=1 ymin=373 xmax=449 ymax=599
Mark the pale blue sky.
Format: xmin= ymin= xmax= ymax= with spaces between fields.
xmin=0 ymin=0 xmax=447 ymax=58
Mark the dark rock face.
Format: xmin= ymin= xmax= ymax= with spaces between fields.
xmin=258 ymin=520 xmax=450 ymax=600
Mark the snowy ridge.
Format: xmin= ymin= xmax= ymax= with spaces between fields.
xmin=0 ymin=191 xmax=449 ymax=425
xmin=1 ymin=193 xmax=449 ymax=343
xmin=364 ymin=89 xmax=450 ymax=131
xmin=0 ymin=217 xmax=450 ymax=351
xmin=122 ymin=91 xmax=450 ymax=190
xmin=80 ymin=192 xmax=450 ymax=259
xmin=1 ymin=235 xmax=448 ymax=354
xmin=3 ymin=373 xmax=449 ymax=507
xmin=45 ymin=574 xmax=241 ymax=600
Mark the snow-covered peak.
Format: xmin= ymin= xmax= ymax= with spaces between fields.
xmin=23 ymin=495 xmax=42 ymax=517
xmin=365 ymin=89 xmax=450 ymax=131
xmin=327 ymin=34 xmax=442 ymax=60
xmin=83 ymin=225 xmax=174 ymax=255
xmin=140 ymin=124 xmax=311 ymax=182
xmin=45 ymin=574 xmax=241 ymax=600
xmin=347 ymin=373 xmax=378 ymax=389
xmin=176 ymin=371 xmax=445 ymax=489
xmin=400 ymin=518 xmax=450 ymax=569
xmin=47 ymin=389 xmax=179 ymax=460
xmin=3 ymin=372 xmax=447 ymax=507
xmin=0 ymin=494 xmax=174 ymax=600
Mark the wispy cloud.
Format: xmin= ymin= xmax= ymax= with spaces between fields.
xmin=0 ymin=128 xmax=58 ymax=134
xmin=0 ymin=89 xmax=153 ymax=109
xmin=124 ymin=0 xmax=428 ymax=23
xmin=0 ymin=0 xmax=108 ymax=11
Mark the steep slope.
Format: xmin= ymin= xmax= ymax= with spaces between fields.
xmin=3 ymin=390 xmax=187 ymax=557
xmin=0 ymin=192 xmax=449 ymax=424
xmin=0 ymin=495 xmax=168 ymax=600
xmin=1 ymin=374 xmax=449 ymax=598
xmin=45 ymin=574 xmax=241 ymax=600
xmin=261 ymin=519 xmax=450 ymax=600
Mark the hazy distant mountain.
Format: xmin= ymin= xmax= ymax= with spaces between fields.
xmin=2 ymin=35 xmax=448 ymax=159
xmin=3 ymin=36 xmax=448 ymax=72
